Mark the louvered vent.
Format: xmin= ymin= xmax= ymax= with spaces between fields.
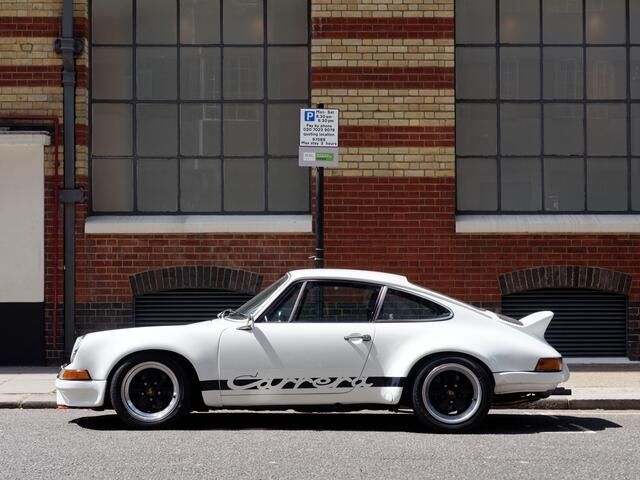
xmin=502 ymin=289 xmax=627 ymax=357
xmin=134 ymin=288 xmax=254 ymax=327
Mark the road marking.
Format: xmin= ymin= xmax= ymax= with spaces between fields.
xmin=568 ymin=423 xmax=596 ymax=434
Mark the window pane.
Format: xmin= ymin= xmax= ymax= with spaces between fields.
xmin=137 ymin=104 xmax=178 ymax=156
xmin=180 ymin=159 xmax=221 ymax=212
xmin=137 ymin=158 xmax=178 ymax=212
xmin=586 ymin=0 xmax=626 ymax=44
xmin=260 ymin=284 xmax=302 ymax=323
xmin=500 ymin=47 xmax=540 ymax=99
xmin=224 ymin=158 xmax=265 ymax=211
xmin=268 ymin=104 xmax=305 ymax=156
xmin=587 ymin=158 xmax=628 ymax=211
xmin=92 ymin=0 xmax=132 ymax=44
xmin=543 ymin=0 xmax=582 ymax=44
xmin=587 ymin=104 xmax=626 ymax=156
xmin=268 ymin=158 xmax=309 ymax=211
xmin=268 ymin=0 xmax=308 ymax=44
xmin=180 ymin=0 xmax=220 ymax=44
xmin=223 ymin=48 xmax=264 ymax=99
xmin=500 ymin=158 xmax=541 ymax=211
xmin=180 ymin=104 xmax=221 ymax=156
xmin=92 ymin=47 xmax=132 ymax=100
xmin=455 ymin=0 xmax=495 ymax=44
xmin=632 ymin=0 xmax=640 ymax=43
xmin=456 ymin=104 xmax=497 ymax=155
xmin=632 ymin=158 xmax=640 ymax=210
xmin=544 ymin=158 xmax=585 ymax=211
xmin=632 ymin=105 xmax=640 ymax=156
xmin=544 ymin=103 xmax=583 ymax=155
xmin=457 ymin=158 xmax=498 ymax=211
xmin=543 ymin=47 xmax=583 ymax=100
xmin=501 ymin=103 xmax=540 ymax=155
xmin=587 ymin=47 xmax=626 ymax=99
xmin=268 ymin=47 xmax=308 ymax=100
xmin=456 ymin=47 xmax=496 ymax=99
xmin=500 ymin=0 xmax=539 ymax=44
xmin=136 ymin=0 xmax=176 ymax=44
xmin=136 ymin=47 xmax=177 ymax=100
xmin=92 ymin=104 xmax=132 ymax=156
xmin=223 ymin=0 xmax=263 ymax=44
xmin=180 ymin=48 xmax=221 ymax=100
xmin=379 ymin=289 xmax=449 ymax=322
xmin=92 ymin=158 xmax=133 ymax=212
xmin=223 ymin=104 xmax=264 ymax=156
xmin=294 ymin=282 xmax=381 ymax=323
xmin=631 ymin=48 xmax=640 ymax=99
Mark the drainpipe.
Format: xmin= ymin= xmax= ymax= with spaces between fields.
xmin=55 ymin=0 xmax=84 ymax=358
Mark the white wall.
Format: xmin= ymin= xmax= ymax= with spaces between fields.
xmin=0 ymin=134 xmax=49 ymax=303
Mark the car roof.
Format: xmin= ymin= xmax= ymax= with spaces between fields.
xmin=287 ymin=269 xmax=411 ymax=288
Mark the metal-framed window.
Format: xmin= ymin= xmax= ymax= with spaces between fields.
xmin=456 ymin=0 xmax=640 ymax=214
xmin=90 ymin=0 xmax=311 ymax=214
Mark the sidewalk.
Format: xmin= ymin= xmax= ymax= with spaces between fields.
xmin=1 ymin=365 xmax=639 ymax=410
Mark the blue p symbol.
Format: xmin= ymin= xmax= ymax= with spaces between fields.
xmin=304 ymin=111 xmax=316 ymax=122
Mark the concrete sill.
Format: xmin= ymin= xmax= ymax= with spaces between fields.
xmin=456 ymin=214 xmax=640 ymax=234
xmin=85 ymin=215 xmax=313 ymax=234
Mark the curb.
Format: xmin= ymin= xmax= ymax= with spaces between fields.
xmin=0 ymin=398 xmax=639 ymax=410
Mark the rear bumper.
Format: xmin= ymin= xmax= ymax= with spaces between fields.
xmin=56 ymin=377 xmax=107 ymax=408
xmin=493 ymin=364 xmax=570 ymax=395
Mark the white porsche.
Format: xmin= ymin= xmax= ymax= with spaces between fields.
xmin=57 ymin=269 xmax=570 ymax=432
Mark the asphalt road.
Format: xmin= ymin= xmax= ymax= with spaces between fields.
xmin=1 ymin=409 xmax=639 ymax=480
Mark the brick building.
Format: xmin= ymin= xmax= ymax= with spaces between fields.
xmin=0 ymin=0 xmax=638 ymax=364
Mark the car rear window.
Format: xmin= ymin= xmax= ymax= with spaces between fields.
xmin=377 ymin=289 xmax=450 ymax=322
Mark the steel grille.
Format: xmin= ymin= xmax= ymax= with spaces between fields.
xmin=134 ymin=289 xmax=254 ymax=327
xmin=502 ymin=289 xmax=627 ymax=357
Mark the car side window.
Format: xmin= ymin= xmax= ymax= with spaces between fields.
xmin=258 ymin=284 xmax=302 ymax=323
xmin=378 ymin=289 xmax=450 ymax=322
xmin=292 ymin=281 xmax=381 ymax=323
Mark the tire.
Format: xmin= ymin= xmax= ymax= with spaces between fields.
xmin=110 ymin=352 xmax=192 ymax=428
xmin=411 ymin=356 xmax=492 ymax=433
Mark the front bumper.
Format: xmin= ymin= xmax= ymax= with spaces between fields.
xmin=56 ymin=376 xmax=107 ymax=408
xmin=493 ymin=363 xmax=570 ymax=395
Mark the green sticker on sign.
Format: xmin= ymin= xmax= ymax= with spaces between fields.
xmin=315 ymin=152 xmax=334 ymax=162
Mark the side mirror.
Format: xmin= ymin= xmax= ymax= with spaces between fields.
xmin=236 ymin=315 xmax=255 ymax=331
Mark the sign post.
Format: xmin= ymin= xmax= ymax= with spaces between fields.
xmin=299 ymin=104 xmax=339 ymax=268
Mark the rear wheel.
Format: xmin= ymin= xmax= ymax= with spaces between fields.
xmin=110 ymin=353 xmax=192 ymax=428
xmin=412 ymin=356 xmax=492 ymax=433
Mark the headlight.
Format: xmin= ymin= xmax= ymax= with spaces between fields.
xmin=69 ymin=335 xmax=85 ymax=364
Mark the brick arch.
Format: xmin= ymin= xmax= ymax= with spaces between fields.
xmin=129 ymin=266 xmax=263 ymax=296
xmin=498 ymin=266 xmax=632 ymax=296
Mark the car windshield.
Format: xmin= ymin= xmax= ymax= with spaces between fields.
xmin=226 ymin=274 xmax=289 ymax=319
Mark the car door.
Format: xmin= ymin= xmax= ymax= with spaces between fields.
xmin=218 ymin=280 xmax=381 ymax=404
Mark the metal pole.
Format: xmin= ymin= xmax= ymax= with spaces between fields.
xmin=315 ymin=103 xmax=325 ymax=268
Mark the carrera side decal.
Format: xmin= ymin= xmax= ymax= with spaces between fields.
xmin=200 ymin=376 xmax=405 ymax=392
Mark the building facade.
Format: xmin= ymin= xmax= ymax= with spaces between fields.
xmin=0 ymin=0 xmax=638 ymax=364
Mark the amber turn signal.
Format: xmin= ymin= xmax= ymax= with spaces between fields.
xmin=534 ymin=358 xmax=563 ymax=372
xmin=59 ymin=369 xmax=91 ymax=381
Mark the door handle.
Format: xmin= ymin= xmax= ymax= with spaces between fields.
xmin=344 ymin=334 xmax=372 ymax=342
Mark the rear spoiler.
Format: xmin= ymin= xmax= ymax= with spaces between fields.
xmin=519 ymin=311 xmax=554 ymax=340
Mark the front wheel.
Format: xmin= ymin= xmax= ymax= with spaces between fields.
xmin=411 ymin=356 xmax=492 ymax=433
xmin=110 ymin=353 xmax=192 ymax=428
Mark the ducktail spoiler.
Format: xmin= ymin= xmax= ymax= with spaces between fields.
xmin=519 ymin=311 xmax=554 ymax=340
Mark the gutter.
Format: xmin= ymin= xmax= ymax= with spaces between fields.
xmin=54 ymin=0 xmax=84 ymax=359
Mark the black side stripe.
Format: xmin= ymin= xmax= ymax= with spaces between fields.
xmin=199 ymin=377 xmax=405 ymax=392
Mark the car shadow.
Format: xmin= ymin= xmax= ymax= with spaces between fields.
xmin=70 ymin=410 xmax=621 ymax=434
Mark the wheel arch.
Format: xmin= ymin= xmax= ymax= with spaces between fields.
xmin=399 ymin=351 xmax=495 ymax=406
xmin=104 ymin=349 xmax=205 ymax=411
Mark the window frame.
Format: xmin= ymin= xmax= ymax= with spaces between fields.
xmin=455 ymin=0 xmax=640 ymax=214
xmin=89 ymin=0 xmax=312 ymax=215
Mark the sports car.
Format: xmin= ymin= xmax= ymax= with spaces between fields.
xmin=56 ymin=269 xmax=570 ymax=432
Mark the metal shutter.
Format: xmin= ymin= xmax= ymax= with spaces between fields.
xmin=502 ymin=289 xmax=627 ymax=357
xmin=134 ymin=288 xmax=254 ymax=327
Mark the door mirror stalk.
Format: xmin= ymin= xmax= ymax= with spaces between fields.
xmin=237 ymin=315 xmax=255 ymax=331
